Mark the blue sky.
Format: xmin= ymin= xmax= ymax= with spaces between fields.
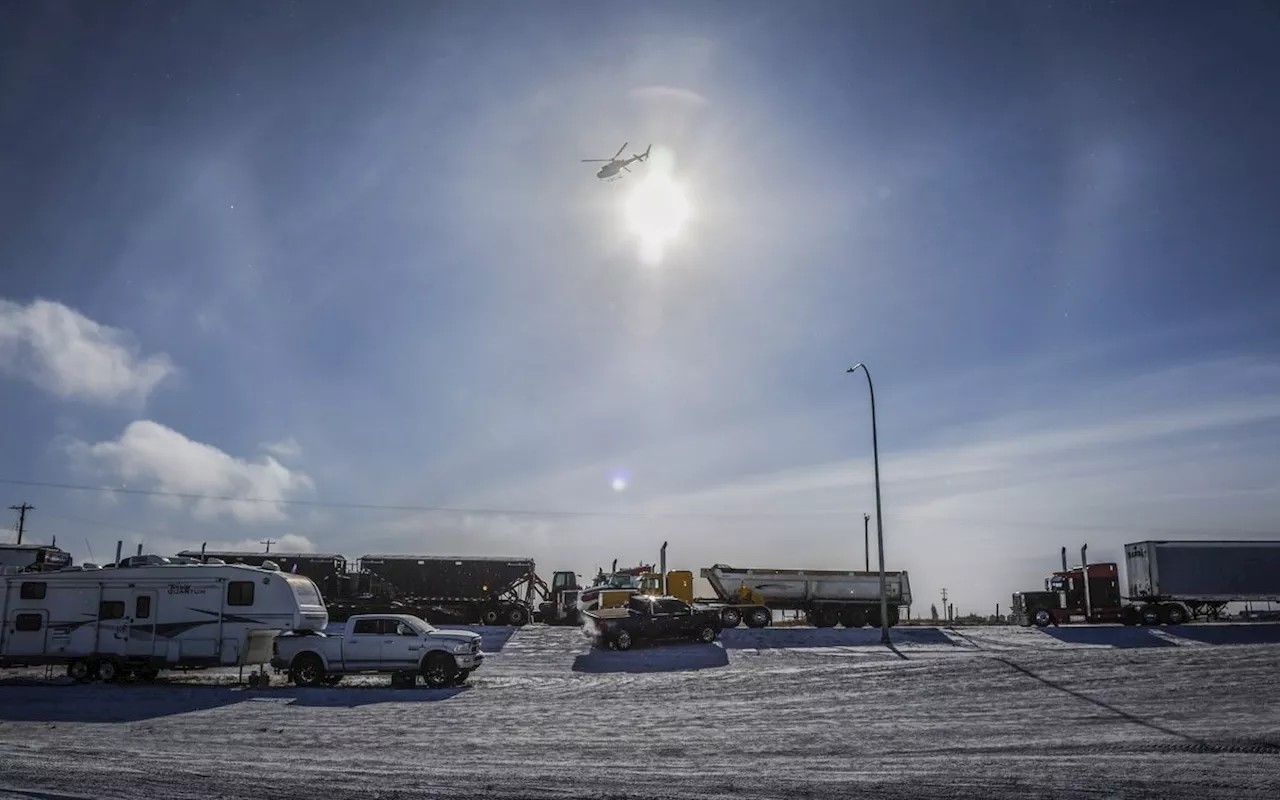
xmin=2 ymin=1 xmax=1279 ymax=613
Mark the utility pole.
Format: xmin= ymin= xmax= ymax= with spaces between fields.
xmin=863 ymin=513 xmax=871 ymax=572
xmin=9 ymin=503 xmax=34 ymax=545
xmin=260 ymin=538 xmax=276 ymax=553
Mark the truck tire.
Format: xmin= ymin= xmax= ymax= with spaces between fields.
xmin=452 ymin=669 xmax=473 ymax=686
xmin=694 ymin=625 xmax=718 ymax=644
xmin=1162 ymin=604 xmax=1187 ymax=626
xmin=1121 ymin=605 xmax=1142 ymax=626
xmin=506 ymin=605 xmax=529 ymax=626
xmin=481 ymin=608 xmax=501 ymax=625
xmin=289 ymin=654 xmax=325 ymax=687
xmin=745 ymin=607 xmax=771 ymax=629
xmin=1032 ymin=609 xmax=1052 ymax=628
xmin=1140 ymin=606 xmax=1161 ymax=626
xmin=612 ymin=631 xmax=634 ymax=651
xmin=888 ymin=606 xmax=900 ymax=627
xmin=865 ymin=607 xmax=882 ymax=629
xmin=721 ymin=608 xmax=743 ymax=628
xmin=421 ymin=652 xmax=459 ymax=688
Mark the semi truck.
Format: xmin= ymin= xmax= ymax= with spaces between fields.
xmin=1013 ymin=541 xmax=1280 ymax=627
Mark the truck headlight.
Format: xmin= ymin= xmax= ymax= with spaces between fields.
xmin=451 ymin=643 xmax=472 ymax=654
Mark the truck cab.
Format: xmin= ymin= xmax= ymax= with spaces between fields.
xmin=1014 ymin=563 xmax=1123 ymax=626
xmin=538 ymin=570 xmax=582 ymax=625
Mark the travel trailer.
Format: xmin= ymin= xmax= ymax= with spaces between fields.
xmin=0 ymin=556 xmax=328 ymax=682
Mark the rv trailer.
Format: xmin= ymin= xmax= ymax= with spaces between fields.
xmin=0 ymin=557 xmax=328 ymax=682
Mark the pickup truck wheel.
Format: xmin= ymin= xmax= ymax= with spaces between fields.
xmin=695 ymin=625 xmax=718 ymax=643
xmin=289 ymin=654 xmax=325 ymax=687
xmin=452 ymin=669 xmax=473 ymax=686
xmin=613 ymin=631 xmax=634 ymax=651
xmin=421 ymin=653 xmax=459 ymax=688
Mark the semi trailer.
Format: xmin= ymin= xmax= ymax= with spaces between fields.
xmin=1013 ymin=540 xmax=1280 ymax=627
xmin=698 ymin=564 xmax=912 ymax=629
xmin=354 ymin=555 xmax=542 ymax=626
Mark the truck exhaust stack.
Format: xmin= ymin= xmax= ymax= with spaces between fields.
xmin=1061 ymin=546 xmax=1067 ymax=573
xmin=1081 ymin=544 xmax=1092 ymax=621
xmin=660 ymin=541 xmax=668 ymax=596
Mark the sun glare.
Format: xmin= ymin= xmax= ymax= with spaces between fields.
xmin=622 ymin=171 xmax=691 ymax=265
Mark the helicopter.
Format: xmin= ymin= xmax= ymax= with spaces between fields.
xmin=581 ymin=142 xmax=652 ymax=180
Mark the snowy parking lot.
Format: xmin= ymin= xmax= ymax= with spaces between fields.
xmin=2 ymin=624 xmax=1279 ymax=799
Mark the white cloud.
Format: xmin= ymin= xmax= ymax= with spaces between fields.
xmin=0 ymin=298 xmax=174 ymax=406
xmin=68 ymin=420 xmax=315 ymax=523
xmin=262 ymin=437 xmax=303 ymax=459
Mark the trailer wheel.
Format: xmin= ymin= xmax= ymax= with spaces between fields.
xmin=1162 ymin=604 xmax=1187 ymax=626
xmin=421 ymin=653 xmax=459 ymax=688
xmin=1140 ymin=606 xmax=1161 ymax=626
xmin=1121 ymin=606 xmax=1141 ymax=626
xmin=865 ymin=607 xmax=882 ymax=629
xmin=67 ymin=659 xmax=92 ymax=683
xmin=745 ymin=607 xmax=771 ymax=629
xmin=1033 ymin=609 xmax=1052 ymax=628
xmin=720 ymin=608 xmax=742 ymax=628
xmin=95 ymin=659 xmax=120 ymax=683
xmin=289 ymin=654 xmax=325 ymax=687
xmin=813 ymin=608 xmax=838 ymax=628
xmin=506 ymin=605 xmax=529 ymax=626
xmin=612 ymin=631 xmax=634 ymax=651
xmin=481 ymin=608 xmax=501 ymax=626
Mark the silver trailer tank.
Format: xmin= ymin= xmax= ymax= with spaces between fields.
xmin=1125 ymin=540 xmax=1280 ymax=602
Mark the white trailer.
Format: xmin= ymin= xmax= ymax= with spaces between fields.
xmin=0 ymin=558 xmax=328 ymax=682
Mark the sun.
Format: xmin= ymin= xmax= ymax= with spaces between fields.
xmin=622 ymin=171 xmax=691 ymax=265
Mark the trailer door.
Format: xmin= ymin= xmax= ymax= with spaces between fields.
xmin=6 ymin=610 xmax=48 ymax=656
xmin=127 ymin=591 xmax=158 ymax=658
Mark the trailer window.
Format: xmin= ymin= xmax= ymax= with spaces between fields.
xmin=136 ymin=596 xmax=152 ymax=619
xmin=15 ymin=613 xmax=42 ymax=632
xmin=284 ymin=575 xmax=322 ymax=606
xmin=227 ymin=581 xmax=255 ymax=606
xmin=99 ymin=601 xmax=125 ymax=620
xmin=19 ymin=582 xmax=46 ymax=600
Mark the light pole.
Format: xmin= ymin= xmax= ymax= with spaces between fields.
xmin=847 ymin=363 xmax=891 ymax=645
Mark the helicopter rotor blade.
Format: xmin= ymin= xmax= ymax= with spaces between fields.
xmin=581 ymin=159 xmax=610 ymax=162
xmin=613 ymin=141 xmax=628 ymax=160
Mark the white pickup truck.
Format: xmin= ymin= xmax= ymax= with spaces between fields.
xmin=271 ymin=613 xmax=484 ymax=688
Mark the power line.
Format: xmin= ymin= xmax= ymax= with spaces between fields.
xmin=5 ymin=476 xmax=1275 ymax=537
xmin=0 ymin=477 xmax=846 ymax=519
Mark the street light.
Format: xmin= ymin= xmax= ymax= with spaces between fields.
xmin=847 ymin=363 xmax=891 ymax=645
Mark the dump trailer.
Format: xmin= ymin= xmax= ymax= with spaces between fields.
xmin=355 ymin=555 xmax=539 ymax=626
xmin=1013 ymin=541 xmax=1280 ymax=627
xmin=699 ymin=564 xmax=913 ymax=629
xmin=178 ymin=550 xmax=348 ymax=588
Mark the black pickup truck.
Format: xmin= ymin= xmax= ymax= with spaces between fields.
xmin=582 ymin=594 xmax=723 ymax=650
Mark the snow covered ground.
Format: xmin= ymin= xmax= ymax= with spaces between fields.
xmin=2 ymin=624 xmax=1278 ymax=799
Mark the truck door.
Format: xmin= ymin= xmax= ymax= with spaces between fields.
xmin=127 ymin=591 xmax=158 ymax=659
xmin=382 ymin=619 xmax=424 ymax=668
xmin=344 ymin=618 xmax=385 ymax=668
xmin=653 ymin=599 xmax=693 ymax=638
